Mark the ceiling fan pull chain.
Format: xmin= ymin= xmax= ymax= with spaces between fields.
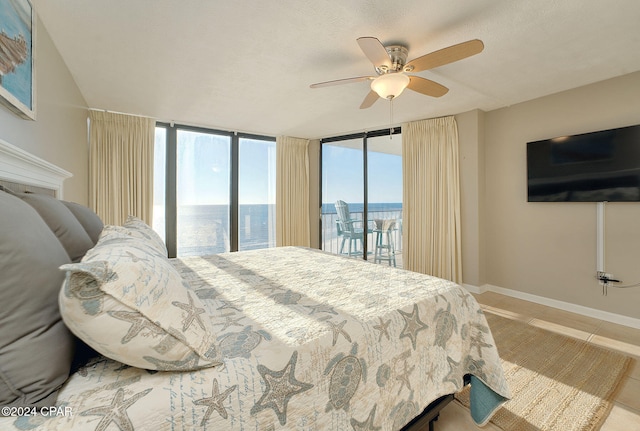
xmin=389 ymin=98 xmax=394 ymax=139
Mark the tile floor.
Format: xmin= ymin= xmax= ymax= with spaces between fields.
xmin=436 ymin=291 xmax=640 ymax=431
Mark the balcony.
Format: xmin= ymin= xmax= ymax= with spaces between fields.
xmin=321 ymin=207 xmax=403 ymax=268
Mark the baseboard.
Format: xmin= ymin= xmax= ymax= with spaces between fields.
xmin=462 ymin=283 xmax=640 ymax=330
xmin=462 ymin=283 xmax=486 ymax=294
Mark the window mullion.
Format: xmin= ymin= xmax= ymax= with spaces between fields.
xmin=363 ymin=133 xmax=368 ymax=260
xmin=166 ymin=124 xmax=177 ymax=258
xmin=230 ymin=132 xmax=239 ymax=252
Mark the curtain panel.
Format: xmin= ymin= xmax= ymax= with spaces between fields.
xmin=276 ymin=136 xmax=310 ymax=247
xmin=89 ymin=110 xmax=155 ymax=226
xmin=402 ymin=116 xmax=463 ymax=283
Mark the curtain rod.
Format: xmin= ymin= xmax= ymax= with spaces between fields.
xmin=88 ymin=110 xmax=276 ymax=140
xmin=87 ymin=108 xmax=156 ymax=120
xmin=321 ymin=126 xmax=401 ymax=143
xmin=155 ymin=120 xmax=278 ymax=141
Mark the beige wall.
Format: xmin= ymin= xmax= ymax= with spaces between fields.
xmin=0 ymin=16 xmax=88 ymax=203
xmin=457 ymin=109 xmax=486 ymax=287
xmin=483 ymin=71 xmax=640 ymax=319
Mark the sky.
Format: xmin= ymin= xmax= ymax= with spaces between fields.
xmin=153 ymin=129 xmax=276 ymax=205
xmin=154 ymin=128 xmax=402 ymax=207
xmin=322 ymin=140 xmax=402 ymax=205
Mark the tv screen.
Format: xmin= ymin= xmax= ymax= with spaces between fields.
xmin=527 ymin=124 xmax=640 ymax=202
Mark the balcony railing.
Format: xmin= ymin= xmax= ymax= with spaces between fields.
xmin=321 ymin=208 xmax=403 ymax=264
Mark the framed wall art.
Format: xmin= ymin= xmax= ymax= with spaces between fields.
xmin=0 ymin=0 xmax=35 ymax=120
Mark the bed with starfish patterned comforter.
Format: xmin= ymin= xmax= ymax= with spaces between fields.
xmin=3 ymin=246 xmax=510 ymax=431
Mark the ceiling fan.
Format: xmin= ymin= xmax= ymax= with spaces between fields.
xmin=310 ymin=37 xmax=484 ymax=109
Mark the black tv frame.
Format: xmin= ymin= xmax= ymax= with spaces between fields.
xmin=527 ymin=124 xmax=640 ymax=202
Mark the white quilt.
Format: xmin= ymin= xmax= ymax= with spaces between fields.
xmin=2 ymin=247 xmax=509 ymax=430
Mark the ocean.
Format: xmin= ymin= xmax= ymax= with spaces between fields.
xmin=154 ymin=202 xmax=402 ymax=256
xmin=153 ymin=204 xmax=276 ymax=256
xmin=321 ymin=202 xmax=403 ymax=214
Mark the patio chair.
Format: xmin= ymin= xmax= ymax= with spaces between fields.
xmin=334 ymin=200 xmax=366 ymax=256
xmin=373 ymin=218 xmax=397 ymax=266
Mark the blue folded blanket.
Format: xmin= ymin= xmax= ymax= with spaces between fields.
xmin=468 ymin=374 xmax=509 ymax=426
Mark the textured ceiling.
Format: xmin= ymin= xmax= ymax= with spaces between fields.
xmin=35 ymin=0 xmax=640 ymax=139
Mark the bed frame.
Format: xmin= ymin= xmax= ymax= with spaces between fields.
xmin=402 ymin=394 xmax=454 ymax=431
xmin=402 ymin=373 xmax=470 ymax=431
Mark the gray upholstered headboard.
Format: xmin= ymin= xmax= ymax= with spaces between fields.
xmin=0 ymin=138 xmax=104 ymax=256
xmin=0 ymin=138 xmax=104 ymax=408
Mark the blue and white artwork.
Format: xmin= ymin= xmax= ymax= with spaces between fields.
xmin=0 ymin=0 xmax=34 ymax=119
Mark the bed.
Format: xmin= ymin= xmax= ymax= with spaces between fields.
xmin=0 ymin=143 xmax=510 ymax=431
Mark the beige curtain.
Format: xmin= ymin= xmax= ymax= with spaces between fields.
xmin=402 ymin=116 xmax=462 ymax=283
xmin=276 ymin=136 xmax=310 ymax=247
xmin=89 ymin=110 xmax=155 ymax=226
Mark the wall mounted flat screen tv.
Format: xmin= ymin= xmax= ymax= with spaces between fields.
xmin=527 ymin=124 xmax=640 ymax=202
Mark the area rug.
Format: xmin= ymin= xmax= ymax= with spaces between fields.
xmin=456 ymin=311 xmax=634 ymax=431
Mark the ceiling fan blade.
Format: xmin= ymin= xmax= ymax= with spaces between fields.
xmin=407 ymin=76 xmax=449 ymax=97
xmin=405 ymin=39 xmax=484 ymax=72
xmin=359 ymin=90 xmax=379 ymax=109
xmin=310 ymin=76 xmax=373 ymax=88
xmin=357 ymin=37 xmax=392 ymax=70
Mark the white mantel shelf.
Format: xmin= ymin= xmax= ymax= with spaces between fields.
xmin=0 ymin=138 xmax=72 ymax=198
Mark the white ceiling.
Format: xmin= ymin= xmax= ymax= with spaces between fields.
xmin=34 ymin=0 xmax=640 ymax=140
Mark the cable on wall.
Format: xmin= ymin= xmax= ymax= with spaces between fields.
xmin=595 ymin=201 xmax=640 ymax=294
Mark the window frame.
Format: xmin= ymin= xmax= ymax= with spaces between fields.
xmin=155 ymin=122 xmax=275 ymax=258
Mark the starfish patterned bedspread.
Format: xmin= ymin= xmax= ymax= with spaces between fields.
xmin=3 ymin=247 xmax=510 ymax=430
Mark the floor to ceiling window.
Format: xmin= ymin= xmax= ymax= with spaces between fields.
xmin=153 ymin=123 xmax=275 ymax=258
xmin=321 ymin=129 xmax=403 ymax=266
xmin=238 ymin=137 xmax=276 ymax=251
xmin=152 ymin=127 xmax=166 ymax=244
xmin=176 ymin=129 xmax=231 ymax=256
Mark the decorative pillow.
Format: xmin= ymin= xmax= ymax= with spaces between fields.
xmin=99 ymin=224 xmax=141 ymax=241
xmin=0 ymin=191 xmax=74 ymax=407
xmin=18 ymin=193 xmax=95 ymax=262
xmin=62 ymin=201 xmax=104 ymax=244
xmin=98 ymin=224 xmax=167 ymax=258
xmin=119 ymin=215 xmax=167 ymax=256
xmin=58 ymin=235 xmax=219 ymax=371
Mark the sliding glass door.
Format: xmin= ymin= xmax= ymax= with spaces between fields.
xmin=321 ymin=138 xmax=365 ymax=256
xmin=367 ymin=134 xmax=403 ymax=266
xmin=321 ymin=130 xmax=402 ymax=266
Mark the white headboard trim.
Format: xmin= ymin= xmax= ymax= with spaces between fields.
xmin=0 ymin=138 xmax=72 ymax=198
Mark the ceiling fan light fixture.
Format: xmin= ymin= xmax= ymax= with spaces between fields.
xmin=371 ymin=73 xmax=410 ymax=100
